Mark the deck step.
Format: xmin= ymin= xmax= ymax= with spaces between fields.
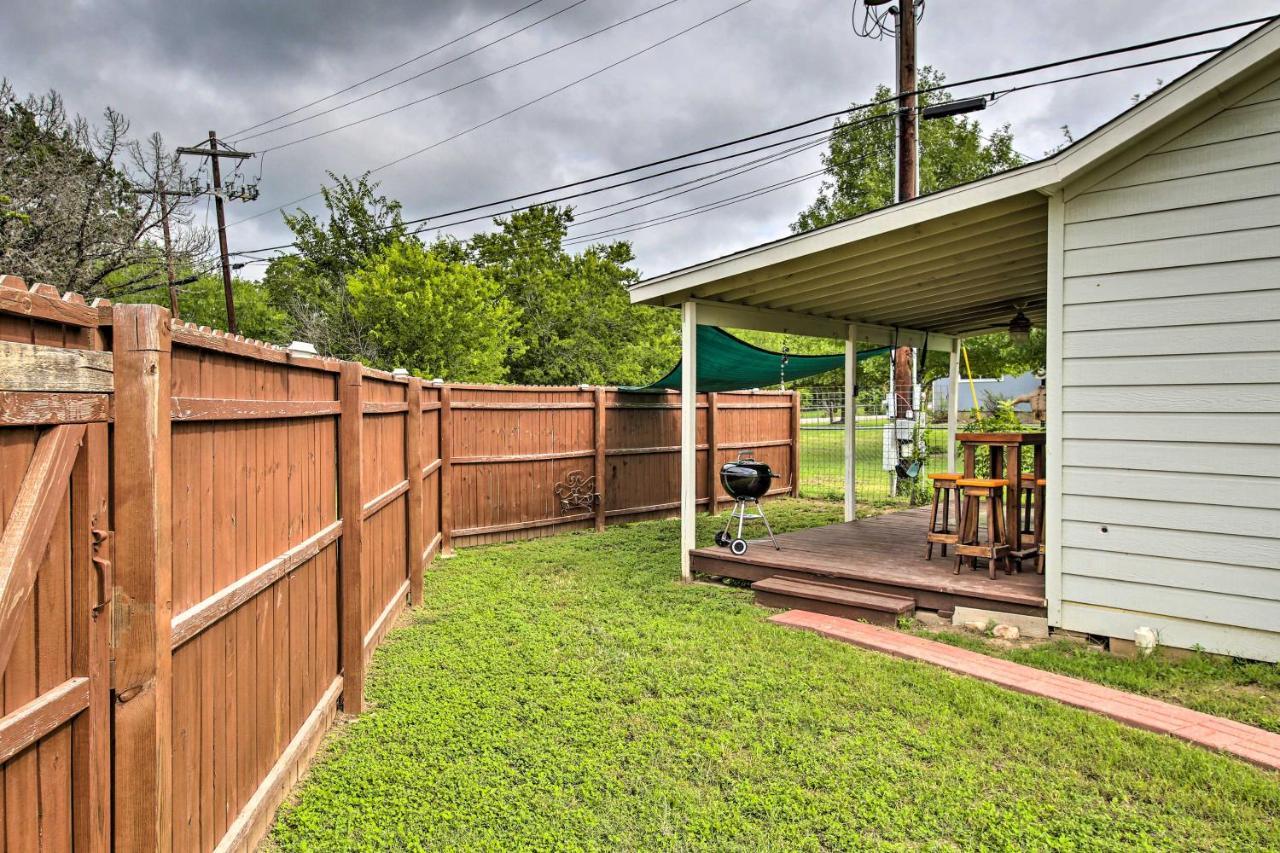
xmin=751 ymin=576 xmax=915 ymax=627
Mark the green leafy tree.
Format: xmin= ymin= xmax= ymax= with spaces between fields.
xmin=115 ymin=274 xmax=290 ymax=343
xmin=794 ymin=67 xmax=1023 ymax=232
xmin=346 ymin=239 xmax=518 ymax=382
xmin=467 ymin=205 xmax=677 ymax=386
xmin=264 ymin=173 xmax=405 ymax=358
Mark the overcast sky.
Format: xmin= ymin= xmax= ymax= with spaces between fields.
xmin=4 ymin=1 xmax=1275 ymax=279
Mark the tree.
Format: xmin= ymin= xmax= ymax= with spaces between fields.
xmin=0 ymin=82 xmax=208 ymax=294
xmin=346 ymin=239 xmax=518 ymax=382
xmin=115 ymin=273 xmax=290 ymax=343
xmin=467 ymin=205 xmax=677 ymax=386
xmin=794 ymin=67 xmax=1023 ymax=232
xmin=264 ymin=173 xmax=405 ymax=359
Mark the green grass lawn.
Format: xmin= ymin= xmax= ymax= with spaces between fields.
xmin=272 ymin=501 xmax=1280 ymax=851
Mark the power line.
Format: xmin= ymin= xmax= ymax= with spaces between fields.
xmin=987 ymin=44 xmax=1222 ymax=99
xmin=234 ymin=0 xmax=602 ymax=145
xmin=228 ymin=12 xmax=1272 ymax=235
xmin=570 ymin=134 xmax=834 ymax=223
xmin=404 ymin=112 xmax=891 ymax=236
xmin=566 ymin=123 xmax=1014 ymax=233
xmin=233 ymin=111 xmax=888 ymax=255
xmin=229 ymin=0 xmax=758 ymax=226
xmin=227 ymin=0 xmax=556 ymax=139
xmin=564 ymin=168 xmax=829 ymax=245
xmin=562 ymin=141 xmax=894 ymax=243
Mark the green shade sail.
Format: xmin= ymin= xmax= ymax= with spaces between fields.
xmin=623 ymin=326 xmax=890 ymax=393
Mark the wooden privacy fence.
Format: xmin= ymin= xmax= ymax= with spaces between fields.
xmin=0 ymin=277 xmax=797 ymax=852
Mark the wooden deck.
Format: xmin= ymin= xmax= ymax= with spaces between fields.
xmin=691 ymin=507 xmax=1047 ymax=617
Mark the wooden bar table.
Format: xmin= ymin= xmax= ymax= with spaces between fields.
xmin=958 ymin=432 xmax=1045 ymax=568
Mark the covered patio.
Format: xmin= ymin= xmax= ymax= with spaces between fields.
xmin=630 ymin=176 xmax=1054 ymax=620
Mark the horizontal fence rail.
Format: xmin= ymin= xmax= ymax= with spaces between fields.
xmin=0 ymin=275 xmax=798 ymax=853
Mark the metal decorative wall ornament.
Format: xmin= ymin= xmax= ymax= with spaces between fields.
xmin=554 ymin=470 xmax=599 ymax=513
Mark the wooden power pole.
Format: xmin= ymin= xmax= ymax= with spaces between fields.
xmin=891 ymin=0 xmax=918 ymax=425
xmin=895 ymin=0 xmax=918 ymax=205
xmin=176 ymin=131 xmax=255 ymax=333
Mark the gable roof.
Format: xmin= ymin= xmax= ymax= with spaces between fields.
xmin=630 ymin=18 xmax=1280 ymax=336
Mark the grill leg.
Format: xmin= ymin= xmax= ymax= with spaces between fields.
xmin=757 ymin=500 xmax=781 ymax=550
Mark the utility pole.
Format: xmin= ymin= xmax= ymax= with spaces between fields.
xmin=891 ymin=0 xmax=918 ymax=428
xmin=177 ymin=131 xmax=256 ymax=333
xmin=893 ymin=0 xmax=919 ymax=495
xmin=130 ymin=181 xmax=202 ymax=317
xmin=894 ymin=0 xmax=918 ymax=205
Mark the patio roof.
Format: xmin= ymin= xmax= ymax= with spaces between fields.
xmin=630 ymin=19 xmax=1280 ymax=341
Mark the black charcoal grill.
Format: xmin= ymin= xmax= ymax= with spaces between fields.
xmin=714 ymin=451 xmax=781 ymax=555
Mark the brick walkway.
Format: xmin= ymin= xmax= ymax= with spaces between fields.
xmin=770 ymin=610 xmax=1280 ymax=772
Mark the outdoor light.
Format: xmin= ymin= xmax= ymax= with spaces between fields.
xmin=1008 ymin=309 xmax=1032 ymax=345
xmin=922 ymin=96 xmax=988 ymax=120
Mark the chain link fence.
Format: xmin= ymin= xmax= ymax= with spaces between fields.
xmin=799 ymin=390 xmax=948 ymax=508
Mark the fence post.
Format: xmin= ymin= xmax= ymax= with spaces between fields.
xmin=705 ymin=392 xmax=719 ymax=515
xmin=790 ymin=390 xmax=801 ymax=497
xmin=111 ymin=303 xmax=173 ymax=853
xmin=405 ymin=378 xmax=425 ymax=604
xmin=337 ymin=362 xmax=365 ymax=713
xmin=593 ymin=387 xmax=606 ymax=532
xmin=439 ymin=385 xmax=454 ymax=556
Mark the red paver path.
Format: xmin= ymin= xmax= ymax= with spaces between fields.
xmin=770 ymin=610 xmax=1280 ymax=772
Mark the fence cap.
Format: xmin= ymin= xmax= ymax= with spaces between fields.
xmin=391 ymin=368 xmax=410 ymax=377
xmin=432 ymin=377 xmax=445 ymax=385
xmin=287 ymin=340 xmax=318 ymax=355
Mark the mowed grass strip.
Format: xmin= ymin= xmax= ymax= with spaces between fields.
xmin=272 ymin=501 xmax=1280 ymax=851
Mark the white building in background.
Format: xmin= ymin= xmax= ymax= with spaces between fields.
xmin=931 ymin=372 xmax=1040 ymax=414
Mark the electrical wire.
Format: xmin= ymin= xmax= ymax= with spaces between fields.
xmin=569 ymin=134 xmax=834 ymax=225
xmin=227 ymin=0 xmax=556 ymax=139
xmin=404 ymin=112 xmax=891 ymax=237
xmin=567 ymin=124 xmax=1014 ymax=232
xmin=561 ymin=141 xmax=891 ymax=243
xmin=228 ymin=12 xmax=1273 ymax=234
xmin=235 ymin=0 xmax=605 ymax=146
xmin=985 ymin=45 xmax=1223 ymax=100
xmin=230 ymin=0 xmax=758 ymax=226
xmin=564 ymin=168 xmax=830 ymax=246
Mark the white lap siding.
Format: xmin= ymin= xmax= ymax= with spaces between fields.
xmin=1057 ymin=72 xmax=1280 ymax=661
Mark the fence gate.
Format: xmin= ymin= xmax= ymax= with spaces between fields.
xmin=0 ymin=280 xmax=112 ymax=851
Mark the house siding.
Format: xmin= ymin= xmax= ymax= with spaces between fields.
xmin=1056 ymin=69 xmax=1280 ymax=661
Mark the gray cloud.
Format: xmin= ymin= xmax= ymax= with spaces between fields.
xmin=4 ymin=0 xmax=1274 ymax=278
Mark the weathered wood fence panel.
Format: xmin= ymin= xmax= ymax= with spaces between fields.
xmin=165 ymin=324 xmax=343 ymax=853
xmin=446 ymin=387 xmax=796 ymax=545
xmin=0 ymin=278 xmax=797 ymax=852
xmin=0 ymin=276 xmax=111 ymax=852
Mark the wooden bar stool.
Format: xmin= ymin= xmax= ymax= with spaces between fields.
xmin=954 ymin=478 xmax=1012 ymax=579
xmin=1015 ymin=477 xmax=1047 ymax=572
xmin=925 ymin=472 xmax=962 ymax=559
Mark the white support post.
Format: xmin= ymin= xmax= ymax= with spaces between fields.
xmin=1045 ymin=191 xmax=1066 ymax=626
xmin=947 ymin=338 xmax=961 ymax=473
xmin=680 ymin=301 xmax=698 ymax=581
xmin=843 ymin=323 xmax=857 ymax=522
